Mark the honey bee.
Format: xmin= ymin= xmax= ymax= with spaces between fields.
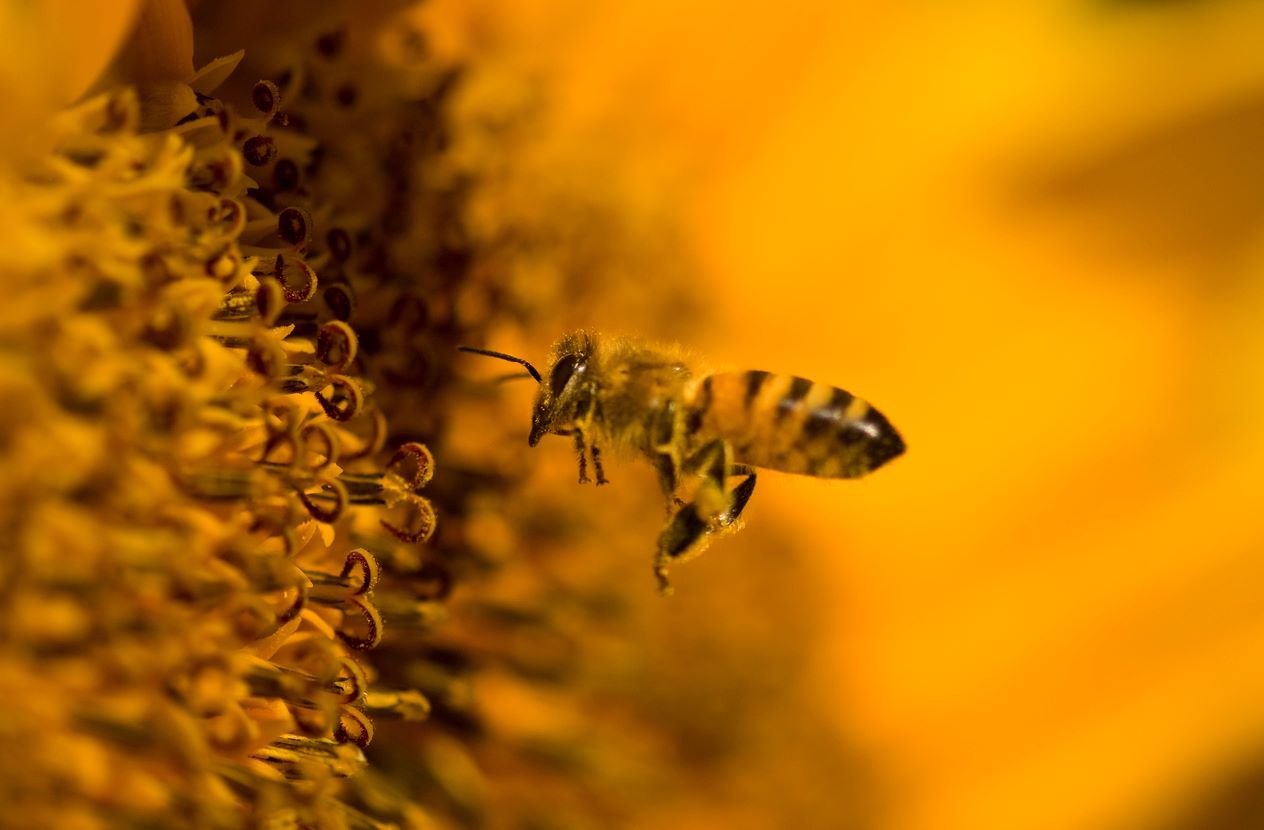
xmin=459 ymin=331 xmax=905 ymax=593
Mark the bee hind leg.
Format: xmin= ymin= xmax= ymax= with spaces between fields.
xmin=654 ymin=505 xmax=709 ymax=595
xmin=652 ymin=444 xmax=756 ymax=595
xmin=718 ymin=465 xmax=757 ymax=527
xmin=681 ymin=439 xmax=733 ymax=520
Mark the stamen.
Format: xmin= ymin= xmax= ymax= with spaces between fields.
xmin=340 ymin=409 xmax=387 ymax=461
xmin=334 ymin=707 xmax=374 ymax=748
xmin=277 ymin=206 xmax=312 ymax=248
xmin=379 ymin=494 xmax=437 ymax=544
xmin=316 ymin=29 xmax=347 ymax=59
xmin=314 ymin=375 xmax=364 ymax=421
xmin=245 ymin=335 xmax=286 ymax=379
xmin=331 ymin=657 xmax=368 ymax=704
xmin=323 ymin=283 xmax=355 ymax=321
xmin=296 ymin=476 xmax=348 ymax=523
xmin=326 ymin=228 xmax=352 ymax=263
xmin=253 ymin=736 xmax=367 ymax=780
xmin=340 ymin=549 xmax=380 ymax=595
xmin=386 ymin=442 xmax=434 ymax=491
xmin=300 ymin=422 xmax=340 ymax=472
xmin=252 ymin=80 xmax=281 ymax=119
xmin=335 ymin=85 xmax=358 ymax=108
xmin=306 ymin=549 xmax=380 ymax=603
xmin=243 ymin=135 xmax=277 ymax=166
xmin=253 ymin=252 xmax=318 ymax=302
xmin=316 ymin=320 xmax=358 ymax=371
xmin=215 ymin=287 xmax=257 ymax=321
xmin=338 ymin=597 xmax=384 ymax=649
xmin=374 ymin=593 xmax=446 ymax=631
xmin=255 ymin=277 xmax=285 ymax=325
xmin=362 ymin=689 xmax=431 ymax=722
xmin=272 ymin=158 xmax=301 ymax=192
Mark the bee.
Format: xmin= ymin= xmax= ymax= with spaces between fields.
xmin=459 ymin=331 xmax=905 ymax=593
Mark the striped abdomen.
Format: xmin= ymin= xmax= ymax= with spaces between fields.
xmin=684 ymin=370 xmax=905 ymax=478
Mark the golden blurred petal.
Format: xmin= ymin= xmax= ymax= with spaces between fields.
xmin=115 ymin=0 xmax=194 ymax=84
xmin=0 ymin=0 xmax=139 ymax=157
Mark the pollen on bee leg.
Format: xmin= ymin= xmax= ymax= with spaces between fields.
xmin=693 ymin=481 xmax=728 ymax=520
xmin=654 ymin=561 xmax=674 ymax=597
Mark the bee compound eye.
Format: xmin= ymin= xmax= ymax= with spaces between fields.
xmin=549 ymin=355 xmax=579 ymax=397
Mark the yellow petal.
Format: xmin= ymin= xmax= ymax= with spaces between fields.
xmin=112 ymin=0 xmax=194 ymax=85
xmin=0 ymin=0 xmax=139 ymax=157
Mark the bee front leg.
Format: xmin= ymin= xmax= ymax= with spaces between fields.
xmin=572 ymin=429 xmax=590 ymax=484
xmin=589 ymin=398 xmax=609 ymax=485
xmin=590 ymin=442 xmax=609 ymax=485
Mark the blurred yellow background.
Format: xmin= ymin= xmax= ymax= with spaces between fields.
xmin=429 ymin=1 xmax=1264 ymax=828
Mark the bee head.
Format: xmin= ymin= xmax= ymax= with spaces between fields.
xmin=529 ymin=332 xmax=595 ymax=446
xmin=457 ymin=332 xmax=597 ymax=447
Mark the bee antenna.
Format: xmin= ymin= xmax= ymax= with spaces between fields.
xmin=457 ymin=345 xmax=542 ymax=384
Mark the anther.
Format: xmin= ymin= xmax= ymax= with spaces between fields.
xmin=316 ymin=29 xmax=347 ymax=59
xmin=334 ymin=707 xmax=374 ymax=748
xmin=255 ymin=277 xmax=285 ymax=326
xmin=316 ymin=321 xmax=358 ymax=371
xmin=306 ymin=549 xmax=380 ymax=604
xmin=386 ymin=442 xmax=434 ymax=490
xmin=272 ymin=158 xmax=301 ymax=191
xmin=243 ymin=135 xmax=277 ymax=166
xmin=314 ymin=375 xmax=364 ymax=421
xmin=300 ymin=422 xmax=340 ymax=472
xmin=332 ymin=657 xmax=368 ymax=704
xmin=326 ymin=228 xmax=352 ymax=263
xmin=323 ymin=283 xmax=355 ymax=321
xmin=335 ymin=85 xmax=358 ymax=108
xmin=296 ymin=476 xmax=349 ymax=523
xmin=276 ymin=206 xmax=311 ymax=248
xmin=380 ymin=494 xmax=437 ymax=544
xmin=210 ymin=198 xmax=246 ymax=237
xmin=337 ymin=597 xmax=384 ymax=649
xmin=252 ymin=80 xmax=281 ymax=118
xmin=253 ymin=252 xmax=317 ymax=302
xmin=341 ymin=549 xmax=380 ymax=595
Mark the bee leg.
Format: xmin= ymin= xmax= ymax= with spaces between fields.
xmin=591 ymin=442 xmax=609 ymax=485
xmin=652 ymin=440 xmax=736 ymax=594
xmin=652 ymin=453 xmax=682 ymax=512
xmin=654 ymin=504 xmax=709 ymax=595
xmin=650 ymin=401 xmax=680 ymax=512
xmin=589 ymin=399 xmax=610 ymax=485
xmin=681 ymin=439 xmax=732 ymax=521
xmin=573 ymin=429 xmax=590 ymax=484
xmin=717 ymin=465 xmax=757 ymax=527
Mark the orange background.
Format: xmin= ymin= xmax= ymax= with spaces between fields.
xmin=429 ymin=2 xmax=1264 ymax=828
